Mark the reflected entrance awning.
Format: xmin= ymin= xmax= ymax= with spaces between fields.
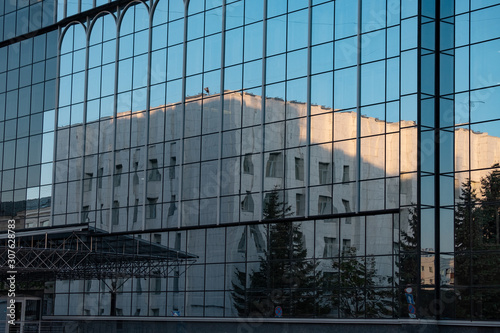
xmin=0 ymin=224 xmax=197 ymax=282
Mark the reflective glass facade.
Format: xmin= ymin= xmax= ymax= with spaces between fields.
xmin=1 ymin=0 xmax=500 ymax=325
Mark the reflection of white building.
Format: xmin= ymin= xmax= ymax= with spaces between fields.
xmin=24 ymin=91 xmax=500 ymax=317
xmin=421 ymin=254 xmax=454 ymax=286
xmin=49 ymin=92 xmax=413 ymax=316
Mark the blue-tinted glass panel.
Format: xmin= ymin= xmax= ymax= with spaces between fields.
xmin=311 ymin=72 xmax=333 ymax=109
xmin=287 ymin=49 xmax=307 ymax=79
xmin=335 ymin=0 xmax=358 ymax=39
xmin=188 ymin=12 xmax=204 ymax=40
xmin=225 ymin=1 xmax=243 ymax=29
xmin=266 ymin=15 xmax=286 ymax=56
xmin=311 ymin=42 xmax=333 ymax=74
xmin=471 ymin=5 xmax=500 ymax=43
xmin=361 ymin=60 xmax=386 ymax=106
xmin=287 ymin=9 xmax=308 ymax=51
xmin=361 ymin=0 xmax=386 ymax=33
xmin=361 ymin=30 xmax=385 ymax=63
xmin=312 ymin=2 xmax=334 ymax=45
xmin=335 ymin=36 xmax=357 ymax=69
xmin=471 ymin=0 xmax=500 ymax=11
xmin=225 ymin=28 xmax=243 ymax=66
xmin=205 ymin=7 xmax=222 ymax=35
xmin=334 ymin=67 xmax=356 ymax=110
xmin=204 ymin=33 xmax=222 ymax=71
xmin=471 ymin=39 xmax=500 ymax=90
xmin=245 ymin=0 xmax=263 ymax=24
xmin=244 ymin=22 xmax=263 ymax=62
xmin=267 ymin=0 xmax=286 ymax=18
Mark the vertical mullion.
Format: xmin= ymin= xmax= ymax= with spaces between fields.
xmin=177 ymin=0 xmax=189 ymax=228
xmin=217 ymin=1 xmax=226 ymax=225
xmin=142 ymin=2 xmax=153 ymax=231
xmin=260 ymin=0 xmax=267 ymax=221
xmin=109 ymin=4 xmax=121 ymax=233
xmin=78 ymin=17 xmax=91 ymax=227
xmin=434 ymin=0 xmax=442 ymax=318
xmin=305 ymin=0 xmax=312 ymax=217
xmin=416 ymin=0 xmax=423 ymax=315
xmin=51 ymin=26 xmax=63 ymax=227
xmin=356 ymin=0 xmax=362 ymax=213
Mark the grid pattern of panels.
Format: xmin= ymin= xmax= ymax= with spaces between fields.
xmin=0 ymin=31 xmax=57 ymax=228
xmin=50 ymin=0 xmax=418 ymax=234
xmin=48 ymin=214 xmax=409 ymax=318
xmin=444 ymin=1 xmax=500 ymax=321
xmin=0 ymin=0 xmax=56 ymax=42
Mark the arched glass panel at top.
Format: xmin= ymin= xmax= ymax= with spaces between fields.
xmin=119 ymin=2 xmax=150 ymax=37
xmin=90 ymin=13 xmax=117 ymax=46
xmin=118 ymin=3 xmax=151 ymax=114
xmin=60 ymin=23 xmax=87 ymax=55
xmin=59 ymin=23 xmax=87 ymax=111
xmin=153 ymin=0 xmax=169 ymax=26
xmin=152 ymin=0 xmax=188 ymax=25
xmin=87 ymin=14 xmax=117 ymax=122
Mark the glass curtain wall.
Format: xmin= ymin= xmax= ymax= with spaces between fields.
xmin=3 ymin=0 xmax=496 ymax=323
xmin=43 ymin=0 xmax=419 ymax=320
xmin=0 ymin=32 xmax=57 ymax=229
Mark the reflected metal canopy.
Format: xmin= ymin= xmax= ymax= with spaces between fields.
xmin=0 ymin=224 xmax=197 ymax=282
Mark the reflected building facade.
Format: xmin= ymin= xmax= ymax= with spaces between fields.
xmin=1 ymin=0 xmax=500 ymax=329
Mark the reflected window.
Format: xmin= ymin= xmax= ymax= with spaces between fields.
xmin=319 ymin=162 xmax=330 ymax=185
xmin=153 ymin=234 xmax=161 ymax=244
xmin=238 ymin=227 xmax=246 ymax=253
xmin=342 ymin=238 xmax=351 ymax=254
xmin=98 ymin=168 xmax=103 ymax=188
xmin=99 ymin=204 xmax=104 ymax=224
xmin=136 ymin=278 xmax=142 ymax=294
xmin=84 ymin=172 xmax=93 ymax=191
xmin=241 ymin=192 xmax=254 ymax=212
xmin=296 ymin=193 xmax=304 ymax=216
xmin=243 ymin=154 xmax=254 ymax=174
xmin=148 ymin=159 xmax=161 ymax=181
xmin=133 ymin=199 xmax=139 ymax=223
xmin=81 ymin=205 xmax=90 ymax=223
xmin=147 ymin=198 xmax=158 ymax=219
xmin=342 ymin=199 xmax=351 ymax=223
xmin=170 ymin=156 xmax=176 ymax=179
xmin=112 ymin=201 xmax=119 ymax=225
xmin=86 ymin=280 xmax=92 ymax=293
xmin=323 ymin=237 xmax=336 ymax=258
xmin=250 ymin=225 xmax=265 ymax=253
xmin=168 ymin=195 xmax=177 ymax=216
xmin=153 ymin=277 xmax=161 ymax=294
xmin=114 ymin=164 xmax=122 ymax=187
xmin=266 ymin=152 xmax=283 ymax=177
xmin=342 ymin=165 xmax=350 ymax=182
xmin=295 ymin=157 xmax=304 ymax=181
xmin=318 ymin=195 xmax=332 ymax=215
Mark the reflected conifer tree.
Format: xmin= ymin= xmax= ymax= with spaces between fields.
xmin=455 ymin=165 xmax=500 ymax=320
xmin=231 ymin=188 xmax=329 ymax=317
xmin=331 ymin=247 xmax=394 ymax=318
